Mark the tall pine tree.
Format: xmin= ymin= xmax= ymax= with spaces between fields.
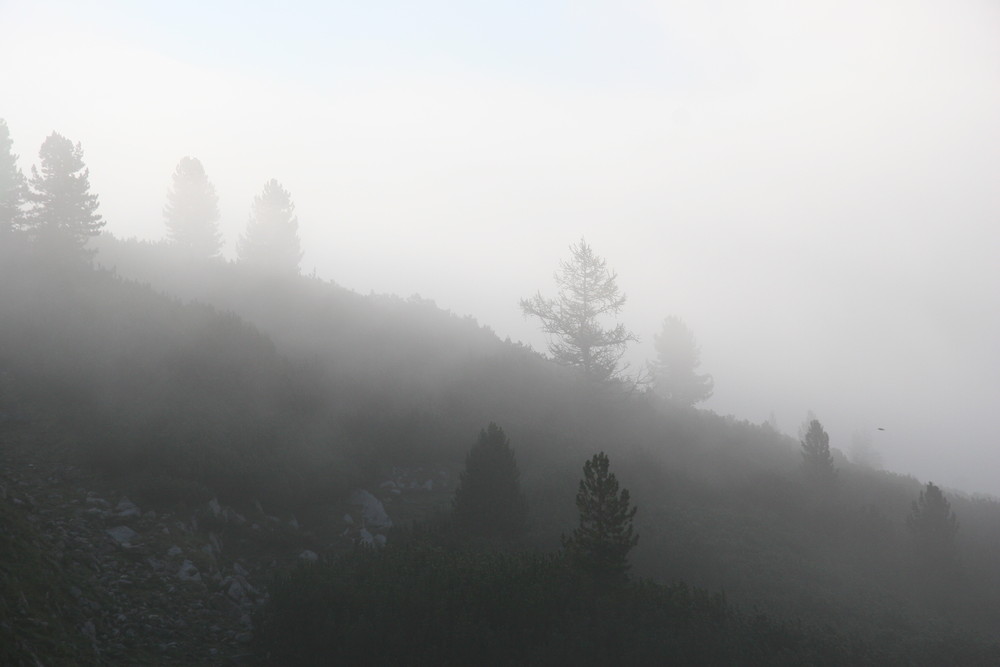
xmin=164 ymin=156 xmax=221 ymax=259
xmin=24 ymin=132 xmax=104 ymax=263
xmin=650 ymin=316 xmax=714 ymax=406
xmin=563 ymin=452 xmax=638 ymax=583
xmin=0 ymin=119 xmax=26 ymax=236
xmin=452 ymin=423 xmax=528 ymax=540
xmin=237 ymin=179 xmax=303 ymax=275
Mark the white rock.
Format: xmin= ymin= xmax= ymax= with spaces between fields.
xmin=166 ymin=545 xmax=183 ymax=558
xmin=298 ymin=549 xmax=319 ymax=562
xmin=374 ymin=534 xmax=387 ymax=547
xmin=343 ymin=513 xmax=354 ymax=525
xmin=358 ymin=528 xmax=374 ymax=546
xmin=349 ymin=489 xmax=393 ymax=529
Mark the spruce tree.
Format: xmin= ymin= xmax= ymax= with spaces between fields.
xmin=563 ymin=452 xmax=638 ymax=583
xmin=24 ymin=132 xmax=104 ymax=263
xmin=164 ymin=156 xmax=221 ymax=259
xmin=452 ymin=423 xmax=528 ymax=539
xmin=237 ymin=179 xmax=303 ymax=274
xmin=0 ymin=119 xmax=26 ymax=236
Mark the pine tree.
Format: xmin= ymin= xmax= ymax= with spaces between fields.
xmin=563 ymin=452 xmax=638 ymax=583
xmin=24 ymin=132 xmax=104 ymax=262
xmin=237 ymin=179 xmax=303 ymax=274
xmin=0 ymin=119 xmax=27 ymax=236
xmin=650 ymin=316 xmax=714 ymax=406
xmin=907 ymin=482 xmax=959 ymax=566
xmin=520 ymin=239 xmax=637 ymax=382
xmin=164 ymin=157 xmax=221 ymax=259
xmin=452 ymin=423 xmax=528 ymax=539
xmin=800 ymin=418 xmax=837 ymax=486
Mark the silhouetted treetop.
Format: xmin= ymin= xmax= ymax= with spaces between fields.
xmin=520 ymin=239 xmax=637 ymax=383
xmin=164 ymin=156 xmax=221 ymax=259
xmin=237 ymin=178 xmax=302 ymax=275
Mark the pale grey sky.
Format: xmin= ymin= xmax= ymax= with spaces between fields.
xmin=2 ymin=0 xmax=999 ymax=494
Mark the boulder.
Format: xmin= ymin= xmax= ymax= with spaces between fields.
xmin=106 ymin=525 xmax=139 ymax=546
xmin=349 ymin=489 xmax=392 ymax=529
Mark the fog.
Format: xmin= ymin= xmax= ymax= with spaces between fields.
xmin=3 ymin=0 xmax=998 ymax=494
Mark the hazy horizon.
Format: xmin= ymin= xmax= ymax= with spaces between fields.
xmin=3 ymin=0 xmax=998 ymax=495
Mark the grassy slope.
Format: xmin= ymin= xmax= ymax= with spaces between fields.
xmin=3 ymin=236 xmax=1000 ymax=662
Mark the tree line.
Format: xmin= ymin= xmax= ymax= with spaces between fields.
xmin=0 ymin=119 xmax=302 ymax=274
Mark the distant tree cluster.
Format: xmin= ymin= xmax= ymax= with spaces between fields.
xmin=163 ymin=157 xmax=303 ymax=273
xmin=0 ymin=119 xmax=305 ymax=273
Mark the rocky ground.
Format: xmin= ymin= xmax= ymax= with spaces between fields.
xmin=0 ymin=419 xmax=454 ymax=666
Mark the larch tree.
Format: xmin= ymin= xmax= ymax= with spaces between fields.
xmin=0 ymin=119 xmax=26 ymax=236
xmin=520 ymin=239 xmax=637 ymax=382
xmin=24 ymin=132 xmax=104 ymax=263
xmin=164 ymin=156 xmax=221 ymax=259
xmin=452 ymin=422 xmax=528 ymax=540
xmin=650 ymin=316 xmax=714 ymax=406
xmin=237 ymin=179 xmax=303 ymax=275
xmin=563 ymin=451 xmax=638 ymax=584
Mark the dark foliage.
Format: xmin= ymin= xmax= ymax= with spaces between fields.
xmin=258 ymin=541 xmax=874 ymax=666
xmin=563 ymin=452 xmax=638 ymax=584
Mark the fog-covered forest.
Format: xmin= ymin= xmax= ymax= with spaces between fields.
xmin=3 ymin=1 xmax=1000 ymax=665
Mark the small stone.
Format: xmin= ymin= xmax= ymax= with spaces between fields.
xmin=298 ymin=549 xmax=319 ymax=562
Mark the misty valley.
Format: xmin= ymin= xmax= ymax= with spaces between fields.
xmin=2 ymin=120 xmax=1000 ymax=666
